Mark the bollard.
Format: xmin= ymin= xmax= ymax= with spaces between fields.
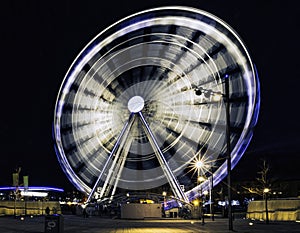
xmin=44 ymin=214 xmax=64 ymax=233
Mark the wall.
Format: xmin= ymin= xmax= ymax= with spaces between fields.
xmin=246 ymin=198 xmax=300 ymax=221
xmin=0 ymin=201 xmax=61 ymax=216
xmin=121 ymin=203 xmax=162 ymax=219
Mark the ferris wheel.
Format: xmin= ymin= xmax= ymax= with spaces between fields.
xmin=53 ymin=6 xmax=260 ymax=203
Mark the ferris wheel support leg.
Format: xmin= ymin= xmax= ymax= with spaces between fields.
xmin=86 ymin=113 xmax=136 ymax=204
xmin=138 ymin=112 xmax=189 ymax=203
xmin=100 ymin=124 xmax=134 ymax=199
xmin=108 ymin=137 xmax=133 ymax=201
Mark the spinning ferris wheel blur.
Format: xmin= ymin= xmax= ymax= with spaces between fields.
xmin=53 ymin=6 xmax=260 ymax=203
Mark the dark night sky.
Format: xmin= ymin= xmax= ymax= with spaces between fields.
xmin=1 ymin=0 xmax=299 ymax=191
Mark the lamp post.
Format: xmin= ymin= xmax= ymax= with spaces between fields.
xmin=162 ymin=191 xmax=167 ymax=218
xmin=224 ymin=76 xmax=233 ymax=231
xmin=263 ymin=188 xmax=270 ymax=224
xmin=195 ymin=74 xmax=233 ymax=231
xmin=196 ymin=161 xmax=206 ymax=225
xmin=210 ymin=163 xmax=215 ymax=221
xmin=194 ymin=74 xmax=232 ymax=230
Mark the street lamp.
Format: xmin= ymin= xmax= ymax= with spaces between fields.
xmin=195 ymin=74 xmax=233 ymax=230
xmin=224 ymin=76 xmax=233 ymax=231
xmin=209 ymin=162 xmax=215 ymax=221
xmin=195 ymin=160 xmax=206 ymax=225
xmin=162 ymin=191 xmax=167 ymax=218
xmin=263 ymin=188 xmax=270 ymax=224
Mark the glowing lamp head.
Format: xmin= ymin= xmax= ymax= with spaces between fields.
xmin=195 ymin=160 xmax=204 ymax=169
xmin=263 ymin=188 xmax=270 ymax=193
xmin=197 ymin=176 xmax=206 ymax=183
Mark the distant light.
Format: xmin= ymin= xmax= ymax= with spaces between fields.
xmin=232 ymin=200 xmax=240 ymax=206
xmin=218 ymin=201 xmax=226 ymax=206
xmin=218 ymin=200 xmax=240 ymax=206
xmin=193 ymin=199 xmax=199 ymax=206
xmin=21 ymin=191 xmax=48 ymax=197
xmin=197 ymin=176 xmax=206 ymax=183
xmin=249 ymin=222 xmax=254 ymax=226
xmin=139 ymin=199 xmax=154 ymax=204
xmin=0 ymin=186 xmax=64 ymax=192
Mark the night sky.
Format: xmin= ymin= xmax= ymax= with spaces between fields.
xmin=1 ymin=0 xmax=299 ymax=191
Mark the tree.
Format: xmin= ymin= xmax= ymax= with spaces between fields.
xmin=243 ymin=160 xmax=270 ymax=194
xmin=243 ymin=159 xmax=271 ymax=223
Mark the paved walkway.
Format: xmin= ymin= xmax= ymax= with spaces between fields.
xmin=0 ymin=215 xmax=299 ymax=233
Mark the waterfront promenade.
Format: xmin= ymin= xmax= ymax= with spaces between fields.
xmin=0 ymin=214 xmax=299 ymax=233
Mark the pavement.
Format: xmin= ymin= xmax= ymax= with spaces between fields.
xmin=0 ymin=214 xmax=299 ymax=233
